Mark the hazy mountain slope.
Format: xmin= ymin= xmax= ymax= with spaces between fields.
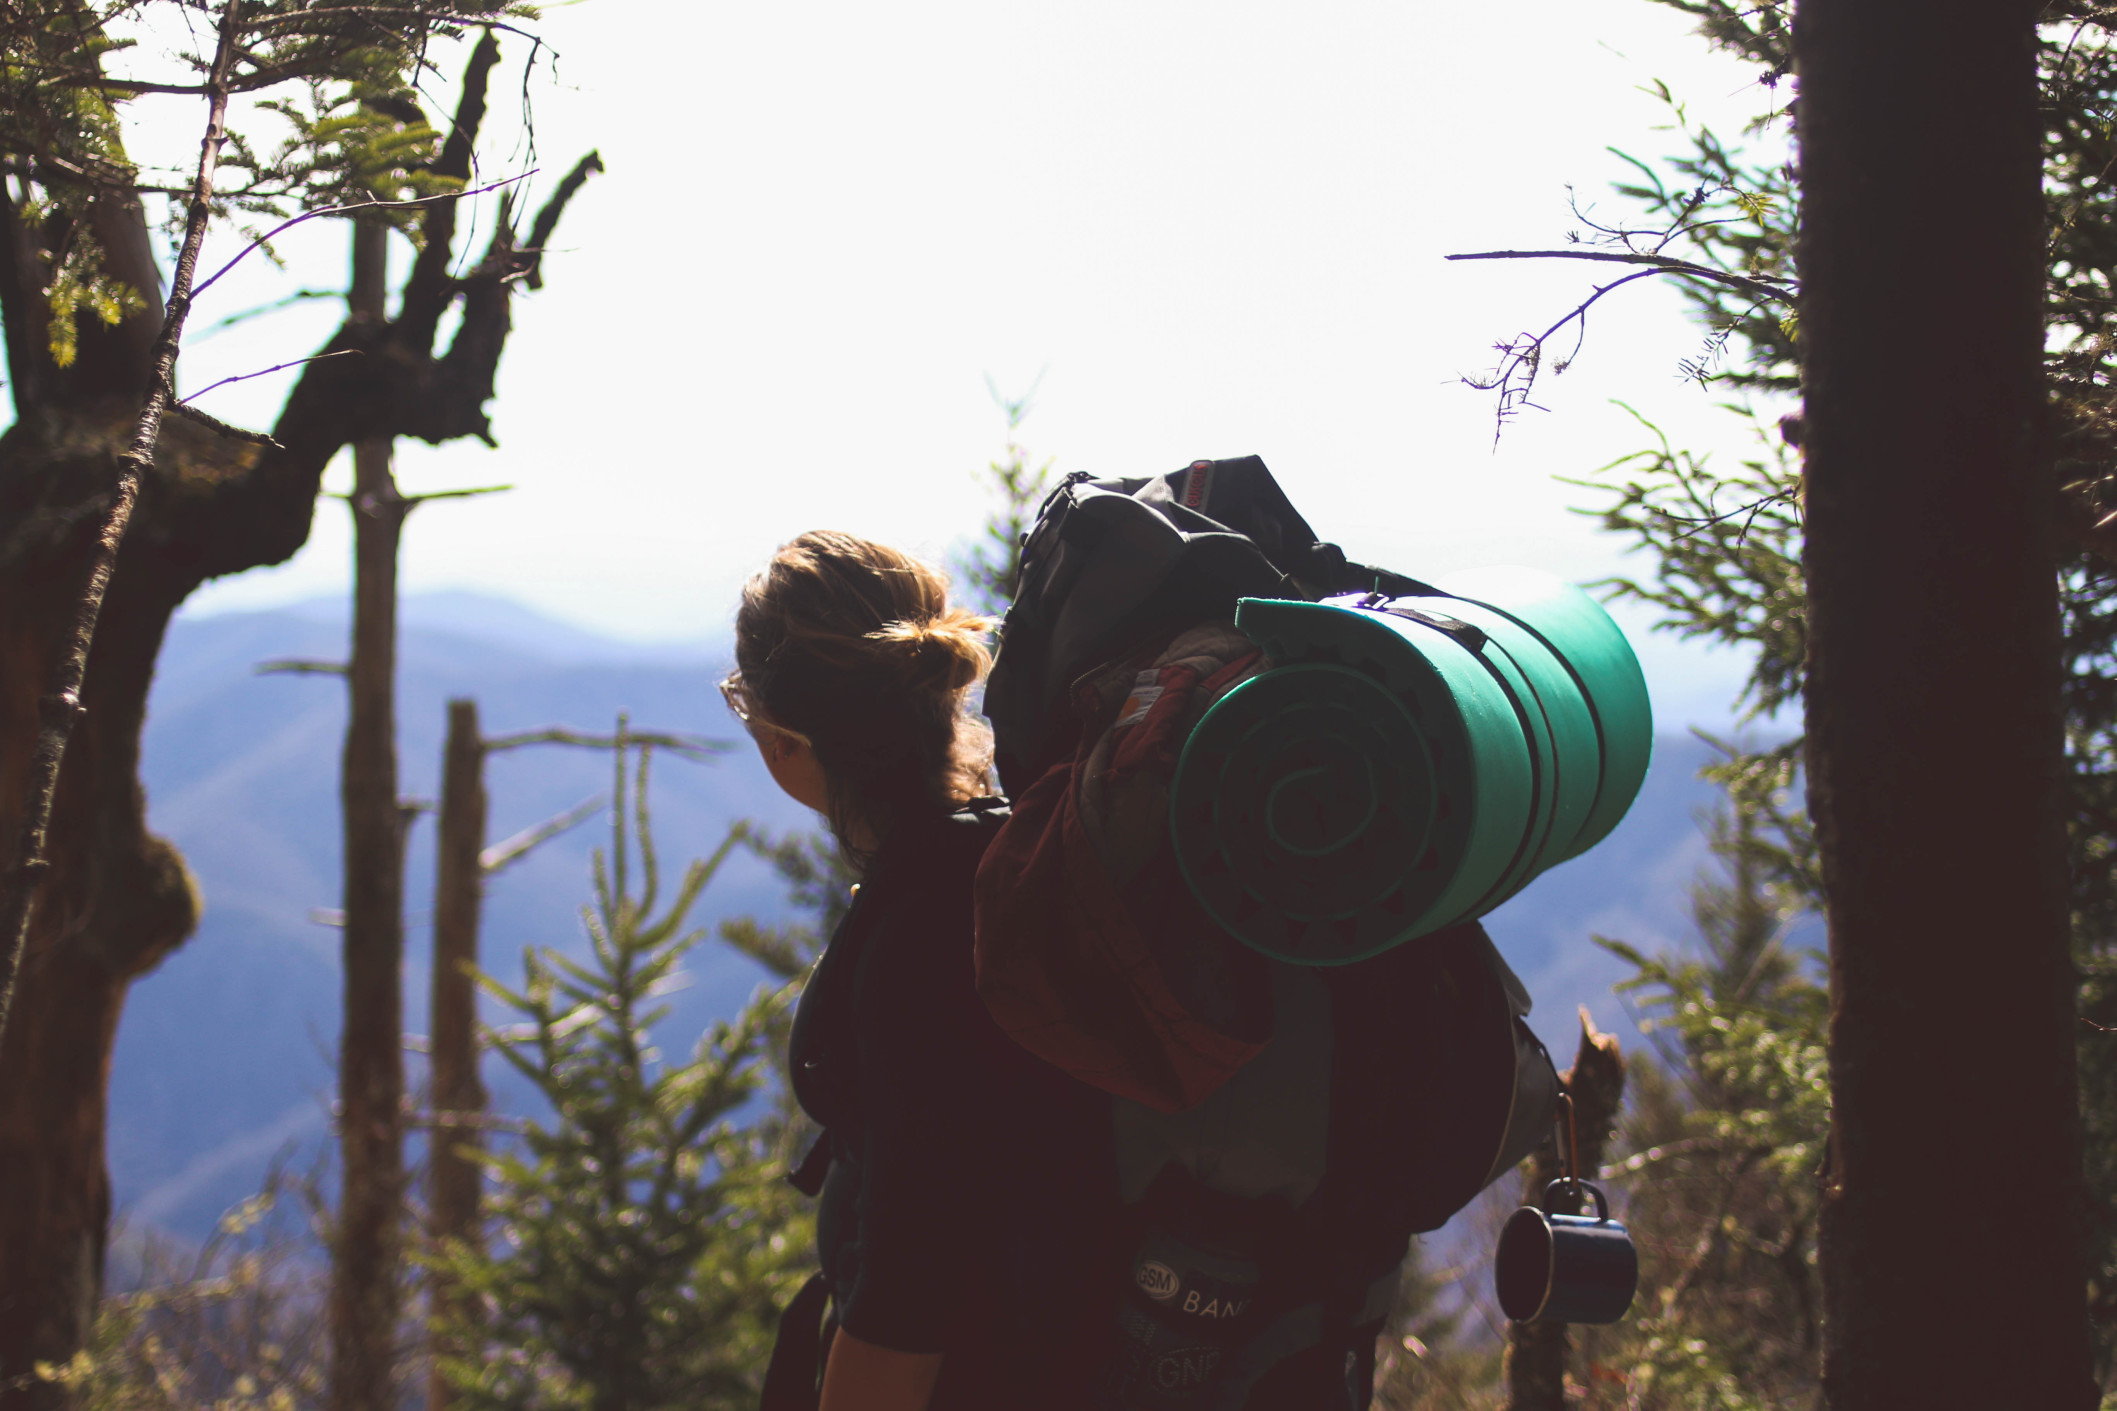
xmin=113 ymin=599 xmax=813 ymax=1238
xmin=110 ymin=595 xmax=1741 ymax=1242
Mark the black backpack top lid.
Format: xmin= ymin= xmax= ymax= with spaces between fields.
xmin=983 ymin=455 xmax=1426 ymax=794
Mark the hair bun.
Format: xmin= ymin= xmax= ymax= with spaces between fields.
xmin=867 ymin=607 xmax=994 ymax=693
xmin=734 ymin=531 xmax=997 ymax=846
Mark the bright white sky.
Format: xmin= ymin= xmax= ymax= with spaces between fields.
xmin=106 ymin=0 xmax=1786 ymax=725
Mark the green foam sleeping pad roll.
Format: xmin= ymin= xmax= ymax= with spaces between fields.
xmin=1168 ymin=568 xmax=1653 ymax=966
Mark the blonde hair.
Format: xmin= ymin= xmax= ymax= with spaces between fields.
xmin=728 ymin=531 xmax=994 ymax=854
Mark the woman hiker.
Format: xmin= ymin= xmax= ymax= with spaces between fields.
xmin=728 ymin=531 xmax=1114 ymax=1411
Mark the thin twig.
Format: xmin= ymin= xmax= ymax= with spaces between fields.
xmin=191 ymin=172 xmax=533 ymax=299
xmin=1598 ymin=1136 xmax=1719 ymax=1179
xmin=181 ymin=349 xmax=361 ymax=404
xmin=1445 ymin=248 xmax=1796 ymax=306
xmin=42 ymin=74 xmax=213 ymax=96
xmin=1659 ymin=1147 xmax=1769 ymax=1317
xmin=404 ymin=483 xmax=510 ymax=504
xmin=1463 ymin=267 xmax=1667 ymax=440
xmin=0 ymin=0 xmax=247 ymax=1056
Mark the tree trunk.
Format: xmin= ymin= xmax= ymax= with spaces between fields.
xmin=329 ymin=217 xmax=409 ymax=1411
xmin=1795 ymin=0 xmax=2096 ymax=1405
xmin=427 ymin=699 xmax=487 ymax=1411
xmin=1503 ymin=1010 xmax=1625 ymax=1411
xmin=0 ymin=520 xmax=201 ymax=1411
xmin=0 ymin=136 xmax=290 ymax=1406
xmin=0 ymin=35 xmax=592 ymax=1386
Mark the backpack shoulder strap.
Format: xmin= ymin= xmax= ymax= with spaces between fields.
xmin=760 ymin=1272 xmax=833 ymax=1411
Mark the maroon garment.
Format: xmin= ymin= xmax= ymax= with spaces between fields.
xmin=788 ymin=803 xmax=1118 ymax=1408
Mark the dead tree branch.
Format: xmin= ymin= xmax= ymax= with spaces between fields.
xmin=484 ymin=727 xmax=730 ymax=760
xmin=523 ymin=151 xmax=604 ymax=289
xmin=258 ymin=659 xmax=350 ymax=676
xmin=1446 ymin=249 xmax=1795 ymax=307
xmin=169 ymin=398 xmax=282 ymax=446
xmin=399 ymin=29 xmax=502 ymax=345
xmin=191 ymin=174 xmax=533 ymax=301
xmin=1462 ymin=268 xmax=1666 ymax=437
xmin=480 ymin=794 xmax=603 ymax=874
xmin=1450 ymin=248 xmax=1796 ymax=442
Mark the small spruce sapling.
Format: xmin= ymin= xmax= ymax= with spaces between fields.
xmin=429 ymin=734 xmax=811 ymax=1411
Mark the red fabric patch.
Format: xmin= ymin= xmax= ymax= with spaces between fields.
xmin=973 ymin=648 xmax=1268 ymax=1114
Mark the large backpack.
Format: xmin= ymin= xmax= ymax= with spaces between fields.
xmin=974 ymin=457 xmax=1583 ymax=1408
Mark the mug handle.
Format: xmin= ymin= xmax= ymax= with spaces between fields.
xmin=1540 ymin=1178 xmax=1610 ymax=1223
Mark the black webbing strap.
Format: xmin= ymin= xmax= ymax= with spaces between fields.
xmin=1377 ymin=603 xmax=1489 ymax=654
xmin=759 ymin=1272 xmax=833 ymax=1411
xmin=787 ymin=1132 xmax=832 ymax=1198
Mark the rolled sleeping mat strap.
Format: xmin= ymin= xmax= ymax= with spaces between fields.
xmin=1169 ymin=568 xmax=1651 ymax=965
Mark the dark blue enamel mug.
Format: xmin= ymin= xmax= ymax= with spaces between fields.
xmin=1495 ymin=1179 xmax=1638 ymax=1325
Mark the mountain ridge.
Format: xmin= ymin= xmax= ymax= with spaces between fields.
xmin=113 ymin=593 xmax=1751 ymax=1243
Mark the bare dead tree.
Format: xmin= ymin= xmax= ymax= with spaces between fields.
xmin=327 ymin=34 xmax=600 ymax=1409
xmin=1502 ymin=1010 xmax=1626 ymax=1411
xmin=426 ymin=699 xmax=488 ymax=1411
xmin=328 ymin=215 xmax=413 ymax=1411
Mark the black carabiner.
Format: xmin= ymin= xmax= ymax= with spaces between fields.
xmin=1555 ymin=1091 xmax=1583 ymax=1202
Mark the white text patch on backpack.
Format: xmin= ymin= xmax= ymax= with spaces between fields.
xmin=1116 ymin=669 xmax=1164 ymax=728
